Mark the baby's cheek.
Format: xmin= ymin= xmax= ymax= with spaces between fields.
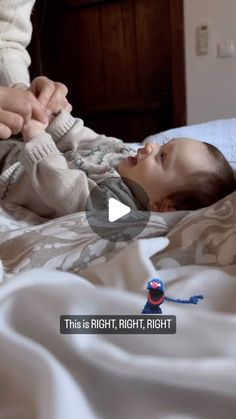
xmin=139 ymin=165 xmax=158 ymax=188
xmin=138 ymin=161 xmax=152 ymax=178
xmin=133 ymin=167 xmax=149 ymax=186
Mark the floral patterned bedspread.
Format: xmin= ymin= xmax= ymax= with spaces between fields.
xmin=0 ymin=190 xmax=236 ymax=278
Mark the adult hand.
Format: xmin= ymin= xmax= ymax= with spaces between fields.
xmin=29 ymin=76 xmax=72 ymax=116
xmin=0 ymin=86 xmax=49 ymax=139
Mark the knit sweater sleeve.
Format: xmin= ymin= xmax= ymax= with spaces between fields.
xmin=0 ymin=0 xmax=35 ymax=86
xmin=16 ymin=133 xmax=97 ymax=217
xmin=46 ymin=111 xmax=123 ymax=152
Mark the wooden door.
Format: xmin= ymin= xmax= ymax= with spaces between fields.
xmin=30 ymin=0 xmax=186 ymax=142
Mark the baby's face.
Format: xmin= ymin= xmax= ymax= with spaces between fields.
xmin=117 ymin=138 xmax=217 ymax=208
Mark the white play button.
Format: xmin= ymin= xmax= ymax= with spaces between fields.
xmin=86 ymin=177 xmax=150 ymax=242
xmin=108 ymin=198 xmax=131 ymax=222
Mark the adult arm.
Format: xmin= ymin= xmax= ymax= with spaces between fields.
xmin=0 ymin=0 xmax=35 ymax=87
xmin=0 ymin=0 xmax=52 ymax=137
xmin=0 ymin=1 xmax=70 ymax=137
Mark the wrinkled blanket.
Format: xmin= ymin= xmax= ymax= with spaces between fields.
xmin=1 ymin=189 xmax=236 ymax=418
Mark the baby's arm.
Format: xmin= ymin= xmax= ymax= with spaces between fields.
xmin=5 ymin=120 xmax=97 ymax=217
xmin=46 ymin=111 xmax=124 ymax=154
xmin=20 ymin=135 xmax=94 ymax=216
xmin=8 ymin=111 xmax=124 ymax=217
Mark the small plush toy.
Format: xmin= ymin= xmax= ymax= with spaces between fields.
xmin=142 ymin=278 xmax=204 ymax=314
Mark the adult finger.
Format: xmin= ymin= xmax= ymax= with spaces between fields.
xmin=36 ymin=79 xmax=56 ymax=107
xmin=0 ymin=123 xmax=12 ymax=140
xmin=3 ymin=90 xmax=48 ymax=124
xmin=63 ymin=102 xmax=73 ymax=113
xmin=0 ymin=109 xmax=24 ymax=134
xmin=58 ymin=98 xmax=72 ymax=113
xmin=46 ymin=82 xmax=69 ymax=113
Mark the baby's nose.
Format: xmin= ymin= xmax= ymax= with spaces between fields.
xmin=144 ymin=142 xmax=156 ymax=154
xmin=138 ymin=142 xmax=154 ymax=156
xmin=138 ymin=144 xmax=148 ymax=154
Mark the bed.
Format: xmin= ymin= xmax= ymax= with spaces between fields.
xmin=0 ymin=118 xmax=236 ymax=419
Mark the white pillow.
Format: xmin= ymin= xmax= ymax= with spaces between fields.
xmin=143 ymin=118 xmax=236 ymax=169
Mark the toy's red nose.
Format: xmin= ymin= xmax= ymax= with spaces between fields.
xmin=151 ymin=282 xmax=158 ymax=288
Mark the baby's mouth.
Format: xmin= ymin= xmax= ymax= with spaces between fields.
xmin=127 ymin=156 xmax=138 ymax=165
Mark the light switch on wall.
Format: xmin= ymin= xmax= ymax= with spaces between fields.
xmin=217 ymin=41 xmax=235 ymax=58
xmin=196 ymin=24 xmax=209 ymax=55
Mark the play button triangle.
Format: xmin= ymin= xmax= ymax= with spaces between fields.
xmin=86 ymin=176 xmax=150 ymax=242
xmin=108 ymin=198 xmax=131 ymax=223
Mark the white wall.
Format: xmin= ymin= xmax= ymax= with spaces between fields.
xmin=184 ymin=0 xmax=236 ymax=124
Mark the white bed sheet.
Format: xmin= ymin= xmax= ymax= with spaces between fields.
xmin=0 ymin=240 xmax=236 ymax=419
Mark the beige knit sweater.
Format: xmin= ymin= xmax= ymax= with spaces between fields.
xmin=0 ymin=0 xmax=35 ymax=86
xmin=0 ymin=112 xmax=140 ymax=218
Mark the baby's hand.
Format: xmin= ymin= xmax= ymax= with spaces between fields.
xmin=22 ymin=117 xmax=49 ymax=143
xmin=22 ymin=102 xmax=72 ymax=143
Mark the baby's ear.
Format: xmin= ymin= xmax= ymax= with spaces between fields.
xmin=150 ymin=199 xmax=176 ymax=212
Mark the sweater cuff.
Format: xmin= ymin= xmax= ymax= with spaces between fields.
xmin=47 ymin=111 xmax=80 ymax=143
xmin=19 ymin=133 xmax=60 ymax=171
xmin=0 ymin=53 xmax=30 ymax=87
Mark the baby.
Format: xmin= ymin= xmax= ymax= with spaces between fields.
xmin=0 ymin=110 xmax=235 ymax=218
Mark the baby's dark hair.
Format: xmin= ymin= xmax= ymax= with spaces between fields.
xmin=166 ymin=142 xmax=236 ymax=211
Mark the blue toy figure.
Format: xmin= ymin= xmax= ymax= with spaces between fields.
xmin=142 ymin=278 xmax=204 ymax=314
